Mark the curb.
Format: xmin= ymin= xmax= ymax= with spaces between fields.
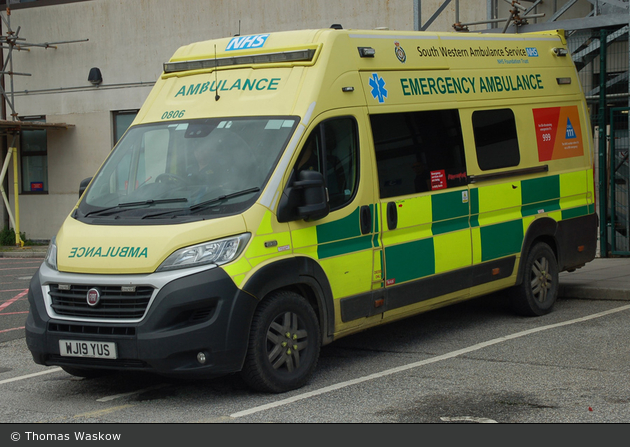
xmin=0 ymin=251 xmax=47 ymax=259
xmin=558 ymin=284 xmax=630 ymax=301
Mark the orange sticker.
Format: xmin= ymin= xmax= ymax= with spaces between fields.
xmin=533 ymin=106 xmax=583 ymax=161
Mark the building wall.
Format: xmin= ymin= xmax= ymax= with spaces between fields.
xmin=0 ymin=0 xmax=594 ymax=240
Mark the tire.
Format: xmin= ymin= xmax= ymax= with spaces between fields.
xmin=241 ymin=291 xmax=321 ymax=393
xmin=61 ymin=366 xmax=109 ymax=379
xmin=512 ymin=242 xmax=559 ymax=316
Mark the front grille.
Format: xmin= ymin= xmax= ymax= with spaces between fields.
xmin=48 ymin=322 xmax=136 ymax=336
xmin=49 ymin=284 xmax=154 ymax=319
xmin=48 ymin=355 xmax=148 ymax=369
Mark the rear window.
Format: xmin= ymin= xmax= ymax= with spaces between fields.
xmin=472 ymin=109 xmax=520 ymax=171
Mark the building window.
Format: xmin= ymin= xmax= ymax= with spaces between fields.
xmin=113 ymin=110 xmax=138 ymax=145
xmin=20 ymin=116 xmax=48 ymax=194
xmin=472 ymin=109 xmax=520 ymax=171
xmin=371 ymin=109 xmax=467 ymax=198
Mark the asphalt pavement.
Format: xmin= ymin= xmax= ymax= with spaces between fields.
xmin=1 ymin=246 xmax=628 ymax=301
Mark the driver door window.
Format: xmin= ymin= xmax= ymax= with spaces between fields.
xmin=296 ymin=117 xmax=358 ymax=210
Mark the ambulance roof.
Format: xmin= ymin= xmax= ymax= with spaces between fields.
xmin=163 ymin=28 xmax=568 ymax=76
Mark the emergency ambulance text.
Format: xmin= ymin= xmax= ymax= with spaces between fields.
xmin=400 ymin=73 xmax=544 ymax=97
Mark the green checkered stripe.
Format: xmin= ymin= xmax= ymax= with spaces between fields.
xmin=470 ymin=174 xmax=595 ymax=262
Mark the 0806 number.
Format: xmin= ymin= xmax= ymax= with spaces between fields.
xmin=161 ymin=110 xmax=186 ymax=119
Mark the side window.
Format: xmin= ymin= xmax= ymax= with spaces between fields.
xmin=296 ymin=117 xmax=359 ymax=210
xmin=371 ymin=110 xmax=467 ymax=199
xmin=472 ymin=109 xmax=520 ymax=171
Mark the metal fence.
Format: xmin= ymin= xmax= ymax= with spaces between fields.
xmin=570 ymin=27 xmax=630 ymax=256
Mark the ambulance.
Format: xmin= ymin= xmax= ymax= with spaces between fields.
xmin=26 ymin=26 xmax=597 ymax=393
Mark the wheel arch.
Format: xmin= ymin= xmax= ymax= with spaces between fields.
xmin=240 ymin=257 xmax=335 ymax=346
xmin=516 ymin=217 xmax=559 ymax=286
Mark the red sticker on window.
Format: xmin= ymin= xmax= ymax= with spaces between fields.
xmin=430 ymin=170 xmax=446 ymax=190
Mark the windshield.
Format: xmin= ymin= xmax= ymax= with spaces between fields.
xmin=77 ymin=117 xmax=297 ymax=222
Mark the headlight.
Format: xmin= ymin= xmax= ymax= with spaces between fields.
xmin=156 ymin=233 xmax=251 ymax=272
xmin=45 ymin=236 xmax=58 ymax=271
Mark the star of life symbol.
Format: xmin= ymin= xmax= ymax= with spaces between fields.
xmin=369 ymin=73 xmax=388 ymax=103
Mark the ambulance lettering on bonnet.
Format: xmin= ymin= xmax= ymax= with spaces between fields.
xmin=68 ymin=246 xmax=148 ymax=258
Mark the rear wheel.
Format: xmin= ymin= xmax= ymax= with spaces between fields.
xmin=241 ymin=291 xmax=321 ymax=393
xmin=512 ymin=242 xmax=559 ymax=316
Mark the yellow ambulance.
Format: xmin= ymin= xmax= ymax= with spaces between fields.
xmin=26 ymin=26 xmax=597 ymax=393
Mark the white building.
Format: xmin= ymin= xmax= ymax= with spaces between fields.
xmin=0 ymin=0 xmax=604 ymax=242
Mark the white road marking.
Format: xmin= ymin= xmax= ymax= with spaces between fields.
xmin=230 ymin=304 xmax=630 ymax=418
xmin=0 ymin=367 xmax=62 ymax=385
xmin=96 ymin=384 xmax=168 ymax=402
xmin=441 ymin=416 xmax=498 ymax=423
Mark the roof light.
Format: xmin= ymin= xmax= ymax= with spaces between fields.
xmin=163 ymin=49 xmax=316 ymax=74
xmin=358 ymin=47 xmax=376 ymax=58
xmin=552 ymin=47 xmax=568 ymax=57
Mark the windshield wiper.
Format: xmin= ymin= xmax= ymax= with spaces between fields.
xmin=189 ymin=187 xmax=260 ymax=213
xmin=83 ymin=197 xmax=188 ymax=217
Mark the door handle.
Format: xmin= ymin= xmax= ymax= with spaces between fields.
xmin=387 ymin=202 xmax=397 ymax=230
xmin=360 ymin=205 xmax=372 ymax=235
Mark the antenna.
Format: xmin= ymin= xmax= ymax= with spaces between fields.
xmin=214 ymin=44 xmax=220 ymax=101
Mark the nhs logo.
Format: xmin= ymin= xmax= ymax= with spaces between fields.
xmin=226 ymin=34 xmax=270 ymax=51
xmin=526 ymin=47 xmax=539 ymax=57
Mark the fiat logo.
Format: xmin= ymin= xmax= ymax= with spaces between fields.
xmin=86 ymin=288 xmax=101 ymax=307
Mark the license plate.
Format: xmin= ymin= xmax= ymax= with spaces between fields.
xmin=59 ymin=340 xmax=117 ymax=359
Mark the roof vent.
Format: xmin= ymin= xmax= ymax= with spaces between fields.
xmin=330 ymin=24 xmax=343 ymax=30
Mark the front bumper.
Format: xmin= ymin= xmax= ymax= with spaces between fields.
xmin=25 ymin=263 xmax=258 ymax=378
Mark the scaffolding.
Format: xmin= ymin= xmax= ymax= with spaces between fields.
xmin=0 ymin=1 xmax=83 ymax=246
xmin=416 ymin=0 xmax=629 ymax=34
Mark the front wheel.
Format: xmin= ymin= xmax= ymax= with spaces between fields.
xmin=512 ymin=242 xmax=559 ymax=316
xmin=241 ymin=291 xmax=321 ymax=393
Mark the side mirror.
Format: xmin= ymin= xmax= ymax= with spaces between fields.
xmin=79 ymin=177 xmax=92 ymax=198
xmin=278 ymin=170 xmax=329 ymax=222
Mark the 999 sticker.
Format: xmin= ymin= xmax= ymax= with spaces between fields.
xmin=533 ymin=106 xmax=583 ymax=161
